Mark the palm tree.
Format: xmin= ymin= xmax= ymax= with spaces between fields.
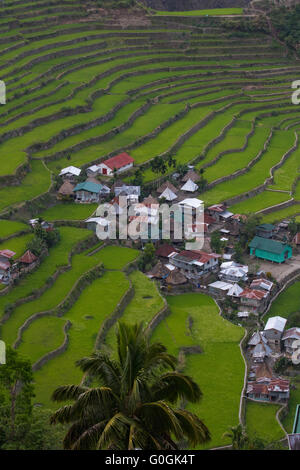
xmin=223 ymin=424 xmax=247 ymax=450
xmin=50 ymin=322 xmax=210 ymax=450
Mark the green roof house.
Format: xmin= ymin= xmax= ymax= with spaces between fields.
xmin=288 ymin=404 xmax=300 ymax=450
xmin=293 ymin=405 xmax=300 ymax=434
xmin=256 ymin=223 xmax=275 ymax=239
xmin=249 ymin=236 xmax=292 ymax=263
xmin=74 ymin=181 xmax=102 ymax=203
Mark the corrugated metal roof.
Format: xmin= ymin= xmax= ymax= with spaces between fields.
xmin=249 ymin=236 xmax=291 ymax=255
xmin=264 ymin=316 xmax=287 ymax=332
xmin=74 ymin=182 xmax=102 ymax=194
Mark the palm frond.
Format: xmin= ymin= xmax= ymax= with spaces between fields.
xmin=71 ymin=420 xmax=108 ymax=450
xmin=97 ymin=412 xmax=132 ymax=450
xmin=51 ymin=384 xmax=88 ymax=402
xmin=76 ymin=353 xmax=121 ymax=391
xmin=151 ymin=372 xmax=202 ymax=403
xmin=50 ymin=404 xmax=78 ymax=425
xmin=137 ymin=401 xmax=183 ymax=440
xmin=174 ymin=409 xmax=210 ymax=447
xmin=72 ymin=386 xmax=117 ymax=419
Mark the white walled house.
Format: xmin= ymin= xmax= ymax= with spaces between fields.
xmin=282 ymin=328 xmax=300 ymax=355
xmin=98 ymin=153 xmax=134 ymax=176
xmin=59 ymin=166 xmax=81 ymax=180
xmin=264 ymin=316 xmax=287 ymax=348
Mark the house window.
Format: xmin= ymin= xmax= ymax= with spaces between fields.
xmin=103 ymin=168 xmax=107 ymax=175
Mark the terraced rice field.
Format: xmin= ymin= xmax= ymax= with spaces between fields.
xmin=0 ymin=1 xmax=300 ymax=448
xmin=151 ymin=293 xmax=245 ymax=449
xmin=245 ymin=401 xmax=285 ymax=443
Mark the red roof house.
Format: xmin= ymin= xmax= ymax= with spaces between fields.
xmin=98 ymin=153 xmax=134 ymax=176
xmin=155 ymin=244 xmax=178 ymax=259
xmin=240 ymin=288 xmax=268 ymax=313
xmin=0 ymin=249 xmax=15 ymax=259
xmin=19 ymin=250 xmax=37 ymax=265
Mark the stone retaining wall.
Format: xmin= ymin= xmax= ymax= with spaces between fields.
xmin=32 ymin=319 xmax=71 ymax=372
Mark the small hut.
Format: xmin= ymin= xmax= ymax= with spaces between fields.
xmin=157 ymin=181 xmax=178 ymax=195
xmin=159 ymin=187 xmax=177 ymax=202
xmin=181 ymin=170 xmax=200 ymax=183
xmin=165 ymin=269 xmax=187 ymax=285
xmin=143 ymin=194 xmax=159 ymax=207
xmin=57 ymin=181 xmax=75 ymax=200
xmin=148 ymin=261 xmax=169 ymax=279
xmin=18 ymin=250 xmax=38 ymax=272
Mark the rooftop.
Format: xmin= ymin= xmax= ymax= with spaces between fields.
xmin=264 ymin=316 xmax=287 ymax=333
xmin=178 ymin=198 xmax=203 ymax=209
xmin=0 ymin=249 xmax=16 ymax=259
xmin=102 ymin=152 xmax=134 ymax=170
xmin=18 ymin=250 xmax=37 ymax=264
xmin=59 ymin=166 xmax=81 ymax=177
xmin=249 ymin=236 xmax=291 ymax=255
xmin=73 ymin=181 xmax=102 ymax=194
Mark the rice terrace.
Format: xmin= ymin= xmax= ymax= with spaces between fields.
xmin=0 ymin=0 xmax=300 ymax=452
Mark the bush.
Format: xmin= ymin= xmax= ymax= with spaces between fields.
xmin=274 ymin=356 xmax=291 ymax=374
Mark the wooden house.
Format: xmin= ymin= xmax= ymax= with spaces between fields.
xmin=256 ymin=223 xmax=275 ymax=239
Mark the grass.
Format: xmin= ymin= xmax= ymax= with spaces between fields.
xmin=11 ymin=246 xmax=138 ymax=356
xmin=261 ymin=203 xmax=300 ymax=223
xmin=264 ymin=280 xmax=300 ymax=322
xmin=105 ymin=271 xmax=164 ymax=354
xmin=230 ymin=191 xmax=291 ymax=214
xmin=245 ymin=401 xmax=285 ymax=443
xmin=282 ymin=378 xmax=300 ymax=433
xmin=0 ymin=160 xmax=51 ymax=213
xmin=39 ymin=203 xmax=98 ymax=221
xmin=154 ymin=9 xmax=243 ymax=16
xmin=90 ymin=245 xmax=139 ymax=270
xmin=2 ymin=250 xmax=103 ymax=347
xmin=0 ymin=226 xmax=91 ymax=321
xmin=151 ymin=293 xmax=244 ymax=449
xmin=0 ymin=232 xmax=33 ymax=257
xmin=200 ymin=129 xmax=296 ymax=206
xmin=0 ymin=219 xmax=28 ymax=238
xmin=33 ymin=271 xmax=130 ymax=407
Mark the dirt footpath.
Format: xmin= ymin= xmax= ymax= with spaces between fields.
xmin=253 ymin=253 xmax=300 ymax=283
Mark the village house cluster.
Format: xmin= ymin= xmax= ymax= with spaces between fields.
xmin=53 ymin=153 xmax=298 ymax=304
xmin=0 ymin=219 xmax=54 ymax=287
xmin=1 ymin=150 xmax=299 ymax=448
xmin=246 ymin=316 xmax=300 ymax=403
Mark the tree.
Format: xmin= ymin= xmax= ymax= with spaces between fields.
xmin=26 ymin=236 xmax=46 ymax=257
xmin=287 ymin=310 xmax=300 ymax=329
xmin=223 ymin=424 xmax=246 ymax=450
xmin=223 ymin=424 xmax=268 ymax=450
xmin=240 ymin=213 xmax=262 ymax=246
xmin=233 ymin=242 xmax=244 ymax=264
xmin=197 ymin=168 xmax=208 ymax=192
xmin=131 ymin=168 xmax=144 ymax=186
xmin=50 ymin=322 xmax=210 ymax=450
xmin=138 ymin=242 xmax=156 ymax=271
xmin=150 ymin=156 xmax=167 ymax=182
xmin=288 ymin=217 xmax=299 ymax=237
xmin=27 ymin=222 xmax=60 ymax=255
xmin=176 ymin=164 xmax=188 ymax=178
xmin=0 ymin=347 xmax=34 ymax=443
xmin=167 ymin=154 xmax=176 ymax=170
xmin=210 ymin=231 xmax=225 ymax=254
